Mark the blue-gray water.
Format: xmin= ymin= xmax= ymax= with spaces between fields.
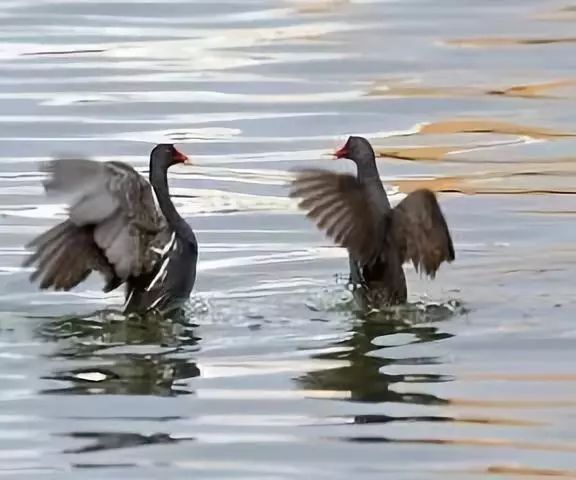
xmin=1 ymin=0 xmax=576 ymax=478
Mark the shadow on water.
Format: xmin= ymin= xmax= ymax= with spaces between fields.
xmin=35 ymin=309 xmax=201 ymax=396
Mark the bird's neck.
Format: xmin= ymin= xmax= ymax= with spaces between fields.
xmin=150 ymin=163 xmax=196 ymax=244
xmin=355 ymin=154 xmax=380 ymax=182
xmin=355 ymin=154 xmax=390 ymax=210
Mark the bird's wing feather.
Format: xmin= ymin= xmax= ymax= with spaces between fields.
xmin=26 ymin=158 xmax=169 ymax=291
xmin=390 ymin=189 xmax=455 ymax=277
xmin=289 ymin=169 xmax=386 ymax=265
xmin=24 ymin=220 xmax=118 ymax=291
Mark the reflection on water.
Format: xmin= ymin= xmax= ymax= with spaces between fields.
xmin=368 ymin=79 xmax=576 ymax=99
xmin=297 ymin=309 xmax=455 ymax=404
xmin=63 ymin=431 xmax=184 ymax=455
xmin=38 ymin=311 xmax=200 ymax=396
xmin=0 ymin=0 xmax=575 ymax=478
xmin=444 ymin=36 xmax=576 ymax=47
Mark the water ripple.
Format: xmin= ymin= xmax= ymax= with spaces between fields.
xmin=0 ymin=0 xmax=574 ymax=478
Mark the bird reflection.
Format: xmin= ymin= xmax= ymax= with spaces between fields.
xmin=63 ymin=431 xmax=187 ymax=454
xmin=296 ymin=304 xmax=456 ymax=406
xmin=36 ymin=309 xmax=200 ymax=397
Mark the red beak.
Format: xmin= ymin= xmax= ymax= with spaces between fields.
xmin=173 ymin=147 xmax=189 ymax=163
xmin=333 ymin=145 xmax=348 ymax=159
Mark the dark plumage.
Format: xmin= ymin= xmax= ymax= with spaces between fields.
xmin=24 ymin=144 xmax=198 ymax=315
xmin=290 ymin=136 xmax=454 ymax=308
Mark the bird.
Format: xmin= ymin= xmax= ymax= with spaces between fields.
xmin=289 ymin=136 xmax=454 ymax=309
xmin=24 ymin=144 xmax=198 ymax=315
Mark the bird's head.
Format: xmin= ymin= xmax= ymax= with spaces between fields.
xmin=151 ymin=144 xmax=190 ymax=168
xmin=333 ymin=136 xmax=375 ymax=165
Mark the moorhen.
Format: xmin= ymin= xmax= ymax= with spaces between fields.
xmin=24 ymin=144 xmax=198 ymax=315
xmin=290 ymin=136 xmax=454 ymax=308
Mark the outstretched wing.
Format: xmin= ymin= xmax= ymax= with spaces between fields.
xmin=25 ymin=158 xmax=170 ymax=291
xmin=290 ymin=170 xmax=455 ymax=278
xmin=24 ymin=220 xmax=120 ymax=291
xmin=390 ymin=189 xmax=455 ymax=277
xmin=289 ymin=169 xmax=386 ymax=265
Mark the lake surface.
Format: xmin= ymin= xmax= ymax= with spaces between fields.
xmin=1 ymin=0 xmax=576 ymax=478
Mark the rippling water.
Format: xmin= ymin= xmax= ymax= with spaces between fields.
xmin=1 ymin=0 xmax=576 ymax=478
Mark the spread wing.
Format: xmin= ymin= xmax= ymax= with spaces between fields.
xmin=25 ymin=158 xmax=171 ymax=291
xmin=289 ymin=169 xmax=386 ymax=265
xmin=390 ymin=189 xmax=455 ymax=277
xmin=290 ymin=170 xmax=455 ymax=277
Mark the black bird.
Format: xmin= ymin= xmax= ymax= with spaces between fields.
xmin=24 ymin=144 xmax=198 ymax=315
xmin=290 ymin=136 xmax=454 ymax=308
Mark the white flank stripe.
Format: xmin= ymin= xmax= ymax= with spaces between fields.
xmin=125 ymin=288 xmax=135 ymax=306
xmin=146 ymin=256 xmax=171 ymax=292
xmin=150 ymin=294 xmax=167 ymax=310
xmin=151 ymin=232 xmax=176 ymax=255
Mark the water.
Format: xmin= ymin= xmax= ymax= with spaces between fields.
xmin=0 ymin=0 xmax=575 ymax=478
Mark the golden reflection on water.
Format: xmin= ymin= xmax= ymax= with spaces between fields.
xmin=416 ymin=120 xmax=575 ymax=139
xmin=369 ymin=79 xmax=576 ymax=99
xmin=367 ymin=83 xmax=477 ymax=98
xmin=444 ymin=36 xmax=576 ymax=47
xmin=376 ymin=145 xmax=465 ymax=162
xmin=488 ymin=79 xmax=576 ymax=98
xmin=367 ymin=117 xmax=576 ymax=194
xmin=483 ymin=465 xmax=576 ymax=477
xmin=393 ymin=170 xmax=576 ymax=195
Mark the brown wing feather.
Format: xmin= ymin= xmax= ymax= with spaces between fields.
xmin=25 ymin=220 xmax=118 ymax=291
xmin=390 ymin=189 xmax=455 ymax=278
xmin=289 ymin=169 xmax=385 ymax=264
xmin=25 ymin=158 xmax=170 ymax=293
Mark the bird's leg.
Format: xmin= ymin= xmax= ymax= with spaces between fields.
xmin=348 ymin=254 xmax=363 ymax=287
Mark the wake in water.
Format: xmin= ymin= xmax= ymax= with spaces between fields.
xmin=305 ymin=282 xmax=466 ymax=324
